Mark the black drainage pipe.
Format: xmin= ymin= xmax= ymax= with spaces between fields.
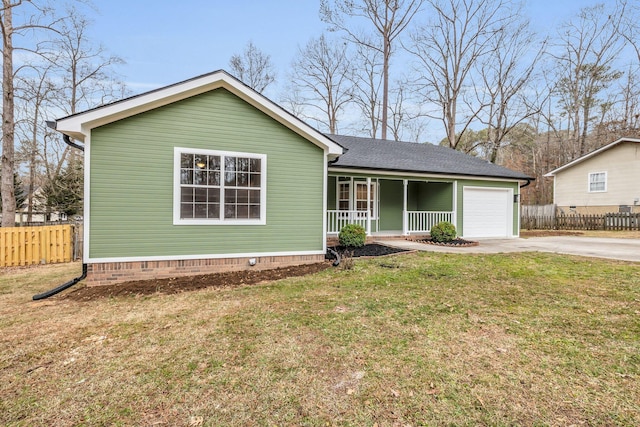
xmin=32 ymin=264 xmax=87 ymax=301
xmin=63 ymin=134 xmax=85 ymax=152
xmin=327 ymin=248 xmax=341 ymax=267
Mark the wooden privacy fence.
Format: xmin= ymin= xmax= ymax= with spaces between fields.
xmin=521 ymin=212 xmax=640 ymax=231
xmin=0 ymin=224 xmax=75 ymax=267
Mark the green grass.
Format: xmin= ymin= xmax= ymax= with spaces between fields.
xmin=1 ymin=253 xmax=639 ymax=426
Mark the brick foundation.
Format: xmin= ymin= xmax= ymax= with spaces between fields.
xmin=85 ymin=253 xmax=325 ymax=286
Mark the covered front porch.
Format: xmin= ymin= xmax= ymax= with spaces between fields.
xmin=327 ymin=175 xmax=457 ymax=236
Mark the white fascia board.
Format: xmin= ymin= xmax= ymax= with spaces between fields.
xmin=54 ymin=71 xmax=343 ymax=156
xmin=544 ymin=138 xmax=640 ymax=176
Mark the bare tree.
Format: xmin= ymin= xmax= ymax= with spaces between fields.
xmin=54 ymin=7 xmax=125 ymax=116
xmin=229 ymin=41 xmax=275 ymax=93
xmin=589 ymin=65 xmax=640 ymax=143
xmin=407 ymin=0 xmax=513 ymax=151
xmin=285 ymin=34 xmax=353 ymax=134
xmin=48 ymin=6 xmax=125 ymax=174
xmin=15 ymin=63 xmax=56 ymax=222
xmin=619 ymin=0 xmax=640 ymax=62
xmin=1 ymin=0 xmax=17 ymax=226
xmin=551 ymin=2 xmax=626 ymax=157
xmin=477 ymin=18 xmax=547 ymax=162
xmin=1 ymin=0 xmax=61 ymax=227
xmin=321 ymin=0 xmax=423 ymax=139
xmin=388 ymin=83 xmax=424 ymax=142
xmin=350 ymin=37 xmax=383 ymax=138
xmin=617 ymin=66 xmax=640 ymax=132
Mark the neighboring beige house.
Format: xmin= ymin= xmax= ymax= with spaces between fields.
xmin=545 ymin=138 xmax=640 ymax=214
xmin=8 ymin=188 xmax=67 ymax=225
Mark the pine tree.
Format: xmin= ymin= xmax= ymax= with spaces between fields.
xmin=41 ymin=162 xmax=83 ymax=217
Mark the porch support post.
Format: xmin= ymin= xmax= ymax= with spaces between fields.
xmin=366 ymin=177 xmax=371 ymax=236
xmin=452 ymin=180 xmax=458 ymax=230
xmin=402 ymin=179 xmax=408 ymax=235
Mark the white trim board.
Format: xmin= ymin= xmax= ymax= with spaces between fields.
xmin=53 ymin=70 xmax=343 ymax=157
xmin=172 ymin=147 xmax=267 ymax=225
xmin=329 ymin=167 xmax=523 ymax=183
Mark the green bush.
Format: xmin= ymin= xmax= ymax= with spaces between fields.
xmin=430 ymin=221 xmax=457 ymax=243
xmin=339 ymin=224 xmax=366 ymax=248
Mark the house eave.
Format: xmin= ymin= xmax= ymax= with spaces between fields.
xmin=52 ymin=70 xmax=343 ymax=156
xmin=545 ymin=137 xmax=640 ymax=176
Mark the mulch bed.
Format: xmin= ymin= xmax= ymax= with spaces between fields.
xmin=61 ymin=244 xmax=409 ymax=301
xmin=416 ymin=238 xmax=479 ymax=247
xmin=61 ymin=263 xmax=331 ymax=301
xmin=328 ymin=243 xmax=410 ymax=258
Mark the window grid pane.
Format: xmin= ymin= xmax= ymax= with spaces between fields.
xmin=180 ymin=151 xmax=262 ymax=221
xmin=589 ymin=173 xmax=606 ymax=192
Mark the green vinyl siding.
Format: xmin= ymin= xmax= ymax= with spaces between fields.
xmin=88 ymin=88 xmax=325 ymax=259
xmin=417 ymin=182 xmax=453 ymax=211
xmin=379 ymin=179 xmax=404 ymax=231
xmin=456 ymin=180 xmax=519 ymax=236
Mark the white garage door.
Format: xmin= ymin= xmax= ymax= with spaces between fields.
xmin=463 ymin=187 xmax=513 ymax=238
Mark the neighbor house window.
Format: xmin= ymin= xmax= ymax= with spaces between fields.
xmin=174 ymin=148 xmax=266 ymax=225
xmin=588 ymin=172 xmax=607 ymax=192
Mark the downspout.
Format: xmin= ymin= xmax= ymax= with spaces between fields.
xmin=63 ymin=134 xmax=85 ymax=152
xmin=33 ymin=125 xmax=87 ymax=300
xmin=327 ymin=247 xmax=341 ymax=267
xmin=33 ymin=264 xmax=87 ymax=300
xmin=520 ymin=179 xmax=532 ymax=189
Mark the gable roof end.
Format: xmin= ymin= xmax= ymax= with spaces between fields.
xmin=52 ymin=70 xmax=343 ymax=157
xmin=545 ymin=137 xmax=640 ymax=176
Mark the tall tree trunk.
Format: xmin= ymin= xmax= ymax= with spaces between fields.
xmin=381 ymin=36 xmax=390 ymax=139
xmin=1 ymin=1 xmax=16 ymax=227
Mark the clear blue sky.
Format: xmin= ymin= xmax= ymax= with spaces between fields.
xmin=89 ymin=0 xmax=599 ymax=94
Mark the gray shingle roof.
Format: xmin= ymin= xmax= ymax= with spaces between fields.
xmin=327 ymin=134 xmax=532 ymax=181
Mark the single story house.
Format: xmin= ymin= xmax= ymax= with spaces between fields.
xmin=15 ymin=187 xmax=68 ymax=224
xmin=545 ymin=138 xmax=640 ymax=214
xmin=49 ymin=70 xmax=531 ymax=285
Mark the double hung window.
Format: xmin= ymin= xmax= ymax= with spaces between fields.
xmin=174 ymin=148 xmax=266 ymax=225
xmin=336 ymin=177 xmax=378 ymax=218
xmin=588 ymin=172 xmax=607 ymax=193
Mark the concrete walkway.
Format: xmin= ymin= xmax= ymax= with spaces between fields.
xmin=376 ymin=236 xmax=640 ymax=263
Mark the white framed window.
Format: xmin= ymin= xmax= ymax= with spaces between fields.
xmin=335 ymin=177 xmax=378 ymax=219
xmin=588 ymin=171 xmax=607 ymax=193
xmin=174 ymin=147 xmax=266 ymax=225
xmin=338 ymin=178 xmax=351 ymax=211
xmin=355 ymin=181 xmax=377 ymax=218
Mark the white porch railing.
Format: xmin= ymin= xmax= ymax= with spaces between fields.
xmin=406 ymin=211 xmax=454 ymax=233
xmin=327 ymin=210 xmax=369 ymax=234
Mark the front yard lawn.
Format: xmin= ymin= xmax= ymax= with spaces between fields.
xmin=1 ymin=253 xmax=639 ymax=426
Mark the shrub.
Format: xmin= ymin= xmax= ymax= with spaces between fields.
xmin=339 ymin=224 xmax=366 ymax=248
xmin=430 ymin=221 xmax=457 ymax=243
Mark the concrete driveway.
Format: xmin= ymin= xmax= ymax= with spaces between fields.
xmin=377 ymin=236 xmax=640 ymax=262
